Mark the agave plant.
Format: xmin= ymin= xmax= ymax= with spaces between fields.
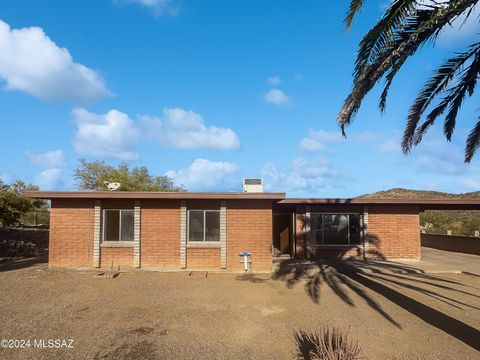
xmin=338 ymin=0 xmax=480 ymax=162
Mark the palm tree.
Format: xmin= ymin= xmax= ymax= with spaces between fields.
xmin=338 ymin=0 xmax=480 ymax=162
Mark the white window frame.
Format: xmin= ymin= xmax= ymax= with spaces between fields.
xmin=187 ymin=209 xmax=221 ymax=243
xmin=102 ymin=209 xmax=134 ymax=242
xmin=309 ymin=212 xmax=363 ymax=247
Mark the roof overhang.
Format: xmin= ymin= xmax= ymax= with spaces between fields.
xmin=21 ymin=192 xmax=480 ymax=210
xmin=21 ymin=191 xmax=286 ymax=200
xmin=278 ymin=198 xmax=480 ymax=210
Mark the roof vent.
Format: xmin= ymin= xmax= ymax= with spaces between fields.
xmin=242 ymin=178 xmax=263 ymax=193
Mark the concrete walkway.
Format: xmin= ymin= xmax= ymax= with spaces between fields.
xmin=396 ymin=247 xmax=480 ymax=275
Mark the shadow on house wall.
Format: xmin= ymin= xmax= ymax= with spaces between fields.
xmin=295 ymin=213 xmax=383 ymax=261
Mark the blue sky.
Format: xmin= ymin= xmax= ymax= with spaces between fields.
xmin=0 ymin=0 xmax=479 ymax=196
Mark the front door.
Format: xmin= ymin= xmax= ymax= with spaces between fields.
xmin=273 ymin=213 xmax=293 ymax=257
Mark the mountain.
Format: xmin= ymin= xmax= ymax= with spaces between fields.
xmin=356 ymin=188 xmax=480 ymax=200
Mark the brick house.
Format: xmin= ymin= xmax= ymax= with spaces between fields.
xmin=22 ymin=191 xmax=480 ymax=272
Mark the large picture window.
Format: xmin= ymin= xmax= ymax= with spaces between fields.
xmin=310 ymin=213 xmax=362 ymax=245
xmin=103 ymin=209 xmax=134 ymax=242
xmin=188 ymin=210 xmax=220 ymax=242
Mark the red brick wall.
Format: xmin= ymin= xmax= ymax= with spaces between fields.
xmin=293 ymin=204 xmax=420 ymax=260
xmin=295 ymin=205 xmax=364 ymax=260
xmin=227 ymin=200 xmax=272 ymax=271
xmin=186 ymin=248 xmax=221 ymax=269
xmin=49 ymin=198 xmax=276 ymax=271
xmin=368 ymin=205 xmax=420 ymax=259
xmin=49 ymin=199 xmax=94 ymax=268
xmin=100 ymin=247 xmax=134 ymax=269
xmin=141 ymin=200 xmax=181 ymax=268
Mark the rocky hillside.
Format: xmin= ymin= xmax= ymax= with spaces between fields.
xmin=357 ymin=188 xmax=480 ymax=200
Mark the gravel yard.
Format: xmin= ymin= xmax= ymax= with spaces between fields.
xmin=0 ymin=258 xmax=479 ymax=360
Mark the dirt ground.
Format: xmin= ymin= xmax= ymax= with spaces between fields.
xmin=0 ymin=258 xmax=479 ymax=360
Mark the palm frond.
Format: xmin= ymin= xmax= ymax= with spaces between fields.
xmin=465 ymin=118 xmax=480 ymax=162
xmin=410 ymin=98 xmax=450 ymax=147
xmin=345 ymin=0 xmax=367 ymax=30
xmin=338 ymin=0 xmax=477 ymax=131
xmin=339 ymin=7 xmax=442 ymax=125
xmin=408 ymin=45 xmax=480 ymax=152
xmin=443 ymin=52 xmax=480 ymax=140
xmin=354 ymin=0 xmax=418 ymax=82
xmin=403 ymin=42 xmax=480 ymax=152
xmin=377 ymin=9 xmax=434 ymax=112
xmin=379 ymin=67 xmax=397 ymax=112
xmin=412 ymin=117 xmax=436 ymax=147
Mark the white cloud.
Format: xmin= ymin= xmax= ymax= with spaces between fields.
xmin=72 ymin=108 xmax=141 ymax=160
xmin=267 ymin=76 xmax=281 ymax=85
xmin=261 ymin=157 xmax=345 ymax=193
xmin=354 ymin=131 xmax=377 ymax=143
xmin=24 ymin=149 xmax=67 ymax=190
xmin=381 ymin=138 xmax=401 ymax=152
xmin=264 ymin=89 xmax=290 ymax=106
xmin=299 ymin=130 xmax=342 ymax=152
xmin=34 ymin=168 xmax=63 ymax=190
xmin=113 ymin=0 xmax=179 ymax=16
xmin=413 ymin=139 xmax=467 ymax=175
xmin=166 ymin=158 xmax=239 ymax=190
xmin=299 ymin=138 xmax=330 ymax=152
xmin=24 ymin=150 xmax=66 ymax=168
xmin=140 ymin=107 xmax=240 ymax=150
xmin=71 ymin=107 xmax=240 ymax=160
xmin=299 ymin=129 xmax=375 ymax=152
xmin=0 ymin=20 xmax=110 ymax=102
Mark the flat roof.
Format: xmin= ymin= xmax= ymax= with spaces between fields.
xmin=21 ymin=192 xmax=480 ymax=209
xmin=278 ymin=198 xmax=480 ymax=210
xmin=21 ymin=191 xmax=286 ymax=200
xmin=279 ymin=198 xmax=480 ymax=205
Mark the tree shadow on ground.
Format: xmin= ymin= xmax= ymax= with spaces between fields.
xmin=235 ymin=274 xmax=267 ymax=283
xmin=0 ymin=254 xmax=48 ymax=272
xmin=272 ymin=238 xmax=480 ymax=352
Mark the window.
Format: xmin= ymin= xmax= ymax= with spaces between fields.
xmin=103 ymin=209 xmax=134 ymax=242
xmin=310 ymin=213 xmax=362 ymax=245
xmin=188 ymin=210 xmax=220 ymax=242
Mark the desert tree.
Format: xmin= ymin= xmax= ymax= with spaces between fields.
xmin=73 ymin=159 xmax=186 ymax=192
xmin=0 ymin=180 xmax=47 ymax=226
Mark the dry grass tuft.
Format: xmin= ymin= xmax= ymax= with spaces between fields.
xmin=293 ymin=326 xmax=361 ymax=360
